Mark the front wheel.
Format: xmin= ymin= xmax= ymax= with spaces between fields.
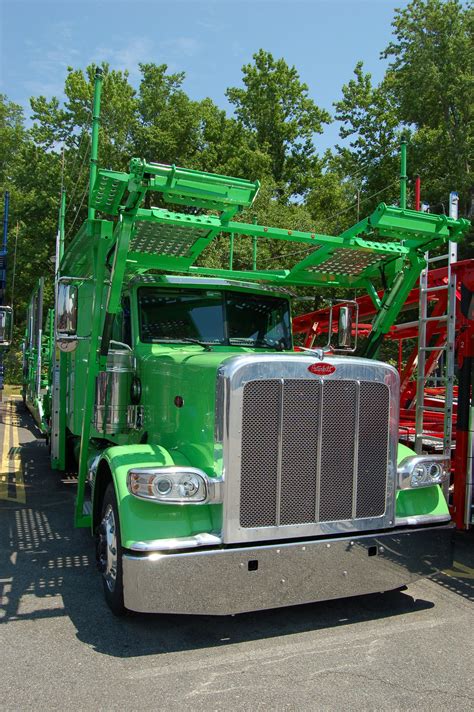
xmin=97 ymin=483 xmax=126 ymax=616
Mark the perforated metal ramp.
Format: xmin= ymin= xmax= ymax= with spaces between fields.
xmin=307 ymin=249 xmax=388 ymax=276
xmin=130 ymin=221 xmax=211 ymax=258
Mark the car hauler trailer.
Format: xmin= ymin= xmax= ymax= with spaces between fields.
xmin=22 ymin=278 xmax=54 ymax=433
xmin=26 ymin=68 xmax=471 ymax=615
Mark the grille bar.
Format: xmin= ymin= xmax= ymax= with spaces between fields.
xmin=275 ymin=379 xmax=284 ymax=526
xmin=280 ymin=380 xmax=321 ymax=525
xmin=239 ymin=378 xmax=389 ymax=529
xmin=351 ymin=381 xmax=361 ymax=519
xmin=319 ymin=381 xmax=357 ymax=522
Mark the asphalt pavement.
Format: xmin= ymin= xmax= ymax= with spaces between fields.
xmin=1 ymin=395 xmax=473 ymax=711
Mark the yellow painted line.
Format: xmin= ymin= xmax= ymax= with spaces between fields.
xmin=10 ymin=400 xmax=25 ymax=503
xmin=0 ymin=396 xmax=8 ymax=500
xmin=443 ymin=561 xmax=474 ymax=580
xmin=0 ymin=398 xmax=25 ymax=503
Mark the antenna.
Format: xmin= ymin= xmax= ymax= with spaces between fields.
xmin=55 ymin=146 xmax=66 ymax=274
xmin=399 ymin=139 xmax=407 ymax=210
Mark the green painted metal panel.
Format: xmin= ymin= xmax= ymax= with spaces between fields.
xmin=100 ymin=444 xmax=221 ymax=547
xmin=90 ymin=170 xmax=128 ymax=214
xmin=396 ymin=487 xmax=449 ymax=519
xmin=395 ymin=443 xmax=449 ymax=517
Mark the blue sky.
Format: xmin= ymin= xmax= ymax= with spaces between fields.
xmin=0 ymin=0 xmax=411 ymax=152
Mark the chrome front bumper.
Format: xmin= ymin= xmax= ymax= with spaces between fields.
xmin=122 ymin=524 xmax=454 ymax=615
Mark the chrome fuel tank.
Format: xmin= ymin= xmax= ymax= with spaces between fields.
xmin=93 ymin=347 xmax=135 ymax=435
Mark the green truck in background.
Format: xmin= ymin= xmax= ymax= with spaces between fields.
xmin=22 ymin=68 xmax=470 ymax=616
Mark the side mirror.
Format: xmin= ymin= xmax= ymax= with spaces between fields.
xmin=328 ymin=300 xmax=358 ymax=353
xmin=0 ymin=306 xmax=13 ymax=347
xmin=338 ymin=306 xmax=353 ymax=349
xmin=56 ymin=283 xmax=78 ymax=352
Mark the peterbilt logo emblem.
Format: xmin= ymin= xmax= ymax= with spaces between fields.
xmin=308 ymin=363 xmax=336 ymax=376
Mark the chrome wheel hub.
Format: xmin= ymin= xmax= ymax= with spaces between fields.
xmin=98 ymin=504 xmax=118 ymax=592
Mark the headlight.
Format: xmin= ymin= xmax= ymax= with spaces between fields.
xmin=398 ymin=456 xmax=450 ymax=489
xmin=127 ymin=467 xmax=221 ymax=504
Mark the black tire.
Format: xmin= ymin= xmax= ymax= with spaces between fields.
xmin=97 ymin=482 xmax=126 ymax=616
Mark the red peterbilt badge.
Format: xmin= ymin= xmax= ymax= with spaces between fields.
xmin=308 ymin=363 xmax=336 ymax=376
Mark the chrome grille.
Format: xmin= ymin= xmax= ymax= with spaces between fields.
xmin=239 ymin=378 xmax=389 ymax=529
xmin=319 ymin=381 xmax=357 ymax=522
xmin=356 ymin=382 xmax=390 ymax=518
xmin=240 ymin=380 xmax=280 ymax=528
xmin=280 ymin=380 xmax=320 ymax=525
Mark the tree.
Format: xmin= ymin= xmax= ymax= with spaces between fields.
xmin=330 ymin=0 xmax=473 ymax=243
xmin=305 ymin=153 xmax=359 ymax=234
xmin=226 ymin=50 xmax=330 ymax=198
xmin=134 ymin=63 xmax=201 ymax=166
xmin=382 ymin=0 xmax=473 ymax=216
xmin=332 ymin=62 xmax=402 ymax=217
xmin=193 ymin=98 xmax=271 ymax=180
xmin=31 ymin=64 xmax=137 ymax=167
xmin=0 ymin=95 xmax=26 ymax=185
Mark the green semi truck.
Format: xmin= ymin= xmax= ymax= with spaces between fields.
xmin=24 ymin=69 xmax=470 ymax=615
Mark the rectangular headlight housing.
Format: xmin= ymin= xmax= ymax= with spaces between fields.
xmin=127 ymin=467 xmax=223 ymax=504
xmin=397 ymin=455 xmax=450 ymax=490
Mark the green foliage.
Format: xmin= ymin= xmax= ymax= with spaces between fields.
xmin=227 ymin=49 xmax=330 ymax=198
xmin=382 ymin=0 xmax=473 ymax=219
xmin=332 ymin=62 xmax=401 ymax=217
xmin=0 ymin=95 xmax=25 ymax=184
xmin=333 ymin=0 xmax=473 ymax=233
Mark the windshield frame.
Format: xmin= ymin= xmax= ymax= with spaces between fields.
xmin=136 ymin=286 xmax=292 ymax=349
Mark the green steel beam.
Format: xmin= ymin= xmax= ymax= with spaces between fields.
xmin=100 ymin=214 xmax=134 ymax=360
xmin=364 ymin=279 xmax=383 ymax=310
xmin=84 ymin=161 xmax=471 ymax=293
xmin=88 ymin=68 xmax=103 ymax=221
xmin=229 ymin=233 xmax=235 ymax=270
xmin=91 ymin=160 xmax=260 ymax=217
xmin=74 ymin=219 xmax=113 ymax=528
xmin=363 ymin=251 xmax=425 ymax=358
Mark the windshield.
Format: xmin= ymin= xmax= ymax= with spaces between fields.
xmin=138 ymin=288 xmax=291 ymax=349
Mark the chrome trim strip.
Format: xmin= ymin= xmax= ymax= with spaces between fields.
xmin=275 ymin=379 xmax=284 ymax=526
xmin=395 ymin=513 xmax=451 ymax=526
xmin=352 ymin=380 xmax=360 ymax=519
xmin=128 ymin=532 xmax=223 ymax=552
xmin=130 ymin=274 xmax=289 ymax=295
xmin=87 ymin=453 xmax=102 ymax=486
xmin=314 ymin=380 xmax=323 ymax=521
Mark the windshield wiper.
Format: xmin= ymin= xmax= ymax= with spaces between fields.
xmin=180 ymin=338 xmax=212 ymax=352
xmin=254 ymin=338 xmax=286 ymax=351
xmin=151 ymin=337 xmax=212 ymax=351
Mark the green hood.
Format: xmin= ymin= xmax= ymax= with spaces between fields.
xmin=136 ymin=344 xmax=273 ymax=474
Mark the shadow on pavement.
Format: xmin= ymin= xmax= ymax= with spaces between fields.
xmin=433 ymin=529 xmax=474 ymax=603
xmin=2 ymin=398 xmax=471 ymax=659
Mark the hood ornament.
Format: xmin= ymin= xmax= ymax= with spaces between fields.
xmin=298 ymin=346 xmax=324 ymax=360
